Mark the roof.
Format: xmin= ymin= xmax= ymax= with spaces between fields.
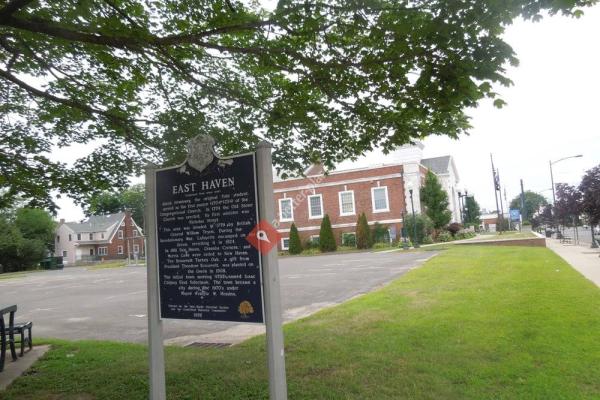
xmin=64 ymin=212 xmax=125 ymax=233
xmin=421 ymin=156 xmax=451 ymax=174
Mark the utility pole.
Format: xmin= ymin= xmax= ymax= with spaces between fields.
xmin=490 ymin=154 xmax=501 ymax=232
xmin=520 ymin=179 xmax=526 ymax=221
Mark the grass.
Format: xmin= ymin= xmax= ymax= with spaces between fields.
xmin=476 ymin=231 xmax=536 ymax=240
xmin=0 ymin=270 xmax=41 ymax=280
xmin=3 ymin=246 xmax=600 ymax=399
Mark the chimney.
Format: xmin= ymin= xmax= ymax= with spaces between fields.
xmin=59 ymin=218 xmax=65 ymax=225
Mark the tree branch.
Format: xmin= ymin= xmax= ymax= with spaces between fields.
xmin=0 ymin=0 xmax=33 ymax=22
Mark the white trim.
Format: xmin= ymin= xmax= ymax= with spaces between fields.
xmin=307 ymin=194 xmax=324 ymax=219
xmin=338 ymin=190 xmax=355 ymax=216
xmin=275 ymin=163 xmax=403 ymax=183
xmin=118 ymin=230 xmax=124 ymax=239
xmin=280 ymin=237 xmax=290 ymax=250
xmin=274 ymin=173 xmax=403 ymax=193
xmin=371 ymin=186 xmax=390 ymax=213
xmin=276 ymin=218 xmax=403 ymax=233
xmin=117 ymin=245 xmax=124 ymax=255
xmin=278 ymin=198 xmax=294 ymax=222
xmin=107 ymin=217 xmax=125 ymax=243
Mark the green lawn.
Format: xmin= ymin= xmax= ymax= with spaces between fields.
xmin=476 ymin=231 xmax=536 ymax=240
xmin=3 ymin=246 xmax=600 ymax=399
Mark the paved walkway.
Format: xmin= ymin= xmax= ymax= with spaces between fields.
xmin=546 ymin=239 xmax=600 ymax=287
xmin=0 ymin=346 xmax=50 ymax=391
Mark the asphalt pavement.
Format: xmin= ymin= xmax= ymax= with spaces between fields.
xmin=0 ymin=250 xmax=435 ymax=344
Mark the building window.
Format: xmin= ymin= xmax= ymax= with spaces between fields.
xmin=62 ymin=250 xmax=67 ymax=258
xmin=56 ymin=235 xmax=60 ymax=243
xmin=338 ymin=191 xmax=355 ymax=216
xmin=68 ymin=234 xmax=72 ymax=241
xmin=133 ymin=244 xmax=140 ymax=254
xmin=89 ymin=248 xmax=94 ymax=256
xmin=121 ymin=220 xmax=125 ymax=226
xmin=98 ymin=247 xmax=108 ymax=256
xmin=118 ymin=230 xmax=123 ymax=239
xmin=77 ymin=233 xmax=81 ymax=240
xmin=117 ymin=245 xmax=123 ymax=255
xmin=133 ymin=230 xmax=139 ymax=238
xmin=341 ymin=232 xmax=356 ymax=247
xmin=89 ymin=233 xmax=93 ymax=240
xmin=281 ymin=238 xmax=290 ymax=250
xmin=308 ymin=194 xmax=324 ymax=219
xmin=309 ymin=235 xmax=320 ymax=245
xmin=101 ymin=233 xmax=105 ymax=239
xmin=279 ymin=198 xmax=294 ymax=222
xmin=371 ymin=186 xmax=390 ymax=213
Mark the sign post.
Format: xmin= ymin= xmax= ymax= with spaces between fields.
xmin=256 ymin=141 xmax=288 ymax=400
xmin=145 ymin=136 xmax=287 ymax=399
xmin=145 ymin=164 xmax=167 ymax=400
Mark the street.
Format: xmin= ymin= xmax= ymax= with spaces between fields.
xmin=0 ymin=250 xmax=435 ymax=344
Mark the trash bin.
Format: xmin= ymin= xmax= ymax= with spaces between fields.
xmin=40 ymin=256 xmax=64 ymax=270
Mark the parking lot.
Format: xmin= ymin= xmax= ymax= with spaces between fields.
xmin=0 ymin=250 xmax=435 ymax=344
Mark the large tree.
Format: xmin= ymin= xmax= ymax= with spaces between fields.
xmin=554 ymin=183 xmax=582 ymax=226
xmin=420 ymin=170 xmax=451 ymax=230
xmin=579 ymin=165 xmax=600 ymax=226
xmin=0 ymin=0 xmax=595 ymax=210
xmin=464 ymin=195 xmax=481 ymax=226
xmin=85 ymin=183 xmax=145 ymax=227
xmin=509 ymin=191 xmax=547 ymax=221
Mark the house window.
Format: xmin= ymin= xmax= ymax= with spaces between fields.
xmin=133 ymin=230 xmax=139 ymax=238
xmin=118 ymin=230 xmax=123 ymax=239
xmin=121 ymin=220 xmax=125 ymax=226
xmin=68 ymin=234 xmax=72 ymax=241
xmin=309 ymin=235 xmax=320 ymax=245
xmin=308 ymin=194 xmax=324 ymax=219
xmin=281 ymin=238 xmax=290 ymax=250
xmin=62 ymin=250 xmax=67 ymax=257
xmin=56 ymin=235 xmax=60 ymax=243
xmin=89 ymin=233 xmax=93 ymax=240
xmin=101 ymin=233 xmax=105 ymax=239
xmin=279 ymin=198 xmax=294 ymax=222
xmin=98 ymin=247 xmax=108 ymax=256
xmin=371 ymin=187 xmax=390 ymax=213
xmin=338 ymin=191 xmax=355 ymax=216
xmin=77 ymin=233 xmax=81 ymax=240
xmin=117 ymin=245 xmax=123 ymax=255
xmin=89 ymin=248 xmax=94 ymax=256
xmin=341 ymin=232 xmax=356 ymax=247
xmin=133 ymin=244 xmax=140 ymax=254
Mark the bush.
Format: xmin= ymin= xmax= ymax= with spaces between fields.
xmin=421 ymin=235 xmax=434 ymax=245
xmin=371 ymin=222 xmax=390 ymax=244
xmin=319 ymin=214 xmax=337 ymax=252
xmin=304 ymin=237 xmax=319 ymax=249
xmin=288 ymin=223 xmax=302 ymax=255
xmin=447 ymin=222 xmax=462 ymax=236
xmin=356 ymin=212 xmax=372 ymax=249
xmin=341 ymin=232 xmax=356 ymax=247
xmin=404 ymin=213 xmax=433 ymax=245
xmin=436 ymin=231 xmax=453 ymax=242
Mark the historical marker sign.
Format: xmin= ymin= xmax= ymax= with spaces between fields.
xmin=154 ymin=149 xmax=264 ymax=323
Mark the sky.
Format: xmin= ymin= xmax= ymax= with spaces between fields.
xmin=54 ymin=6 xmax=600 ymax=221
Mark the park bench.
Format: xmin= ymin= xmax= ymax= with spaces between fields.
xmin=0 ymin=305 xmax=33 ymax=373
xmin=561 ymin=236 xmax=573 ymax=244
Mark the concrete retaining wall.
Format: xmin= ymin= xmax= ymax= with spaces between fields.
xmin=456 ymin=237 xmax=546 ymax=247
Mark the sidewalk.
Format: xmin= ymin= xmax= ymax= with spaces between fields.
xmin=546 ymin=239 xmax=600 ymax=287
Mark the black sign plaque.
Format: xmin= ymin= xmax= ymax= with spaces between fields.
xmin=154 ymin=153 xmax=264 ymax=323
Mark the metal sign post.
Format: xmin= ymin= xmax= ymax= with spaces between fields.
xmin=145 ymin=164 xmax=167 ymax=400
xmin=256 ymin=141 xmax=288 ymax=400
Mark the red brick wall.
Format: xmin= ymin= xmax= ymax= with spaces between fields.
xmin=273 ymin=165 xmax=406 ymax=248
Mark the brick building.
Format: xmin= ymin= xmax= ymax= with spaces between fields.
xmin=55 ymin=211 xmax=144 ymax=265
xmin=273 ymin=143 xmax=461 ymax=250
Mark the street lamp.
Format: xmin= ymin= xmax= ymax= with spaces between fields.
xmin=458 ymin=190 xmax=468 ymax=224
xmin=549 ymin=154 xmax=582 ymax=205
xmin=407 ymin=182 xmax=419 ymax=248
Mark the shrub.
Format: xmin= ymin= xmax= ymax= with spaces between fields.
xmin=436 ymin=231 xmax=453 ymax=242
xmin=356 ymin=212 xmax=372 ymax=249
xmin=421 ymin=235 xmax=434 ymax=245
xmin=304 ymin=237 xmax=319 ymax=249
xmin=404 ymin=213 xmax=433 ymax=245
xmin=341 ymin=232 xmax=356 ymax=247
xmin=288 ymin=223 xmax=302 ymax=255
xmin=319 ymin=214 xmax=337 ymax=252
xmin=447 ymin=222 xmax=462 ymax=236
xmin=373 ymin=242 xmax=392 ymax=250
xmin=371 ymin=222 xmax=390 ymax=244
